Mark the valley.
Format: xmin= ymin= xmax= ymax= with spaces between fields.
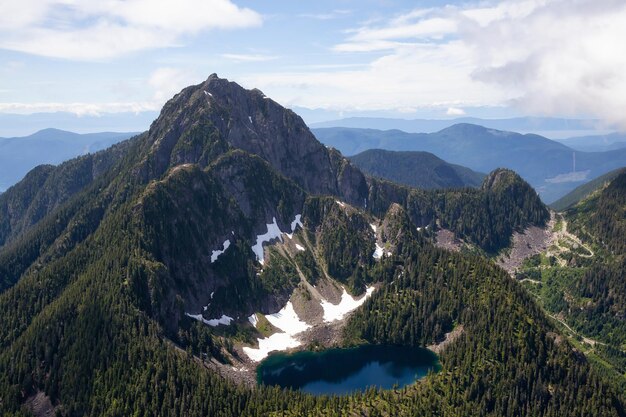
xmin=509 ymin=180 xmax=626 ymax=391
xmin=0 ymin=75 xmax=623 ymax=417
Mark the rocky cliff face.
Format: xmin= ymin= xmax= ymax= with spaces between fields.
xmin=136 ymin=74 xmax=368 ymax=206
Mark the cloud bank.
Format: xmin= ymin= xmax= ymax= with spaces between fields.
xmin=0 ymin=0 xmax=262 ymax=60
xmin=248 ymin=0 xmax=626 ymax=128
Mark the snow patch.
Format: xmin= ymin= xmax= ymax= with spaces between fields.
xmin=248 ymin=313 xmax=258 ymax=328
xmin=203 ymin=90 xmax=213 ymax=97
xmin=186 ymin=313 xmax=233 ymax=327
xmin=265 ymin=301 xmax=310 ymax=334
xmin=243 ymin=301 xmax=310 ymax=362
xmin=252 ymin=217 xmax=283 ymax=264
xmin=290 ymin=214 xmax=303 ymax=232
xmin=295 ymin=244 xmax=305 ymax=251
xmin=210 ymin=239 xmax=231 ymax=263
xmin=373 ymin=243 xmax=385 ymax=259
xmin=370 ymin=223 xmax=377 ymax=232
xmin=207 ymin=315 xmax=234 ymax=326
xmin=335 ymin=200 xmax=346 ymax=208
xmin=285 ymin=214 xmax=303 ymax=239
xmin=248 ymin=116 xmax=253 ymax=124
xmin=320 ymin=287 xmax=375 ymax=322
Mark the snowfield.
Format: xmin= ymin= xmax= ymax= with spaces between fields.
xmin=244 ymin=285 xmax=376 ymax=361
xmin=243 ymin=301 xmax=310 ymax=362
xmin=321 ymin=286 xmax=375 ymax=322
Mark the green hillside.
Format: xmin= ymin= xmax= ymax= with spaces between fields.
xmin=349 ymin=149 xmax=484 ymax=190
xmin=0 ymin=76 xmax=622 ymax=417
xmin=550 ymin=167 xmax=626 ymax=211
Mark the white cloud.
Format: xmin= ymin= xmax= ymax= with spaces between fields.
xmin=250 ymin=0 xmax=626 ymax=128
xmin=244 ymin=40 xmax=505 ymax=113
xmin=299 ymin=10 xmax=351 ymax=20
xmin=465 ymin=0 xmax=626 ymax=128
xmin=221 ymin=53 xmax=278 ymax=62
xmin=446 ymin=107 xmax=466 ymax=116
xmin=149 ymin=67 xmax=197 ymax=103
xmin=0 ymin=66 xmax=196 ymax=115
xmin=0 ymin=101 xmax=158 ymax=116
xmin=0 ymin=0 xmax=262 ymax=60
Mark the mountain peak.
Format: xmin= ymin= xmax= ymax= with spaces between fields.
xmin=481 ymin=168 xmax=521 ymax=191
xmin=27 ymin=128 xmax=80 ymax=140
xmin=139 ymin=75 xmax=368 ymax=206
xmin=440 ymin=123 xmax=489 ymax=134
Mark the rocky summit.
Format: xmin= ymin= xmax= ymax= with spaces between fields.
xmin=0 ymin=76 xmax=623 ymax=417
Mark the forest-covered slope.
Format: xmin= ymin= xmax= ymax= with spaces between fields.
xmin=349 ymin=148 xmax=484 ymax=190
xmin=0 ymin=75 xmax=620 ymax=417
xmin=550 ymin=167 xmax=626 ymax=211
xmin=515 ymin=170 xmax=626 ymax=391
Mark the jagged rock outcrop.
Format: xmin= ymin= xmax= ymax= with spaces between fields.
xmin=136 ymin=74 xmax=368 ymax=206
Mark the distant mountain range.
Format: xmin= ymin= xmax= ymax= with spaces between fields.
xmin=313 ymin=124 xmax=626 ymax=203
xmin=0 ymin=128 xmax=136 ymax=191
xmin=0 ymin=75 xmax=623 ymax=416
xmin=0 ymin=111 xmax=157 ymax=137
xmin=349 ymin=149 xmax=484 ymax=190
xmin=309 ymin=116 xmax=614 ymax=139
xmin=556 ymin=132 xmax=626 ymax=152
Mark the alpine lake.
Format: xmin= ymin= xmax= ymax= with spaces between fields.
xmin=257 ymin=345 xmax=441 ymax=395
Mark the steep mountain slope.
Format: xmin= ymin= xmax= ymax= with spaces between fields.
xmin=0 ymin=75 xmax=622 ymax=417
xmin=365 ymin=168 xmax=548 ymax=253
xmin=0 ymin=138 xmax=136 ymax=249
xmin=517 ymin=171 xmax=626 ymax=390
xmin=567 ymin=169 xmax=626 ymax=254
xmin=349 ymin=149 xmax=484 ymax=189
xmin=0 ymin=128 xmax=136 ymax=191
xmin=550 ymin=167 xmax=626 ymax=211
xmin=314 ymin=125 xmax=626 ymax=203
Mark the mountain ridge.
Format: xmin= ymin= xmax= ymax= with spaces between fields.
xmin=309 ymin=115 xmax=610 ymax=137
xmin=0 ymin=75 xmax=621 ymax=416
xmin=550 ymin=167 xmax=626 ymax=211
xmin=0 ymin=128 xmax=137 ymax=192
xmin=313 ymin=125 xmax=626 ymax=203
xmin=349 ymin=148 xmax=484 ymax=190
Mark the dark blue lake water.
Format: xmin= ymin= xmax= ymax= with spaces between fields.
xmin=257 ymin=345 xmax=440 ymax=395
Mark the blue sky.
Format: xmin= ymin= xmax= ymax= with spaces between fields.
xmin=1 ymin=0 xmax=625 ymax=127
